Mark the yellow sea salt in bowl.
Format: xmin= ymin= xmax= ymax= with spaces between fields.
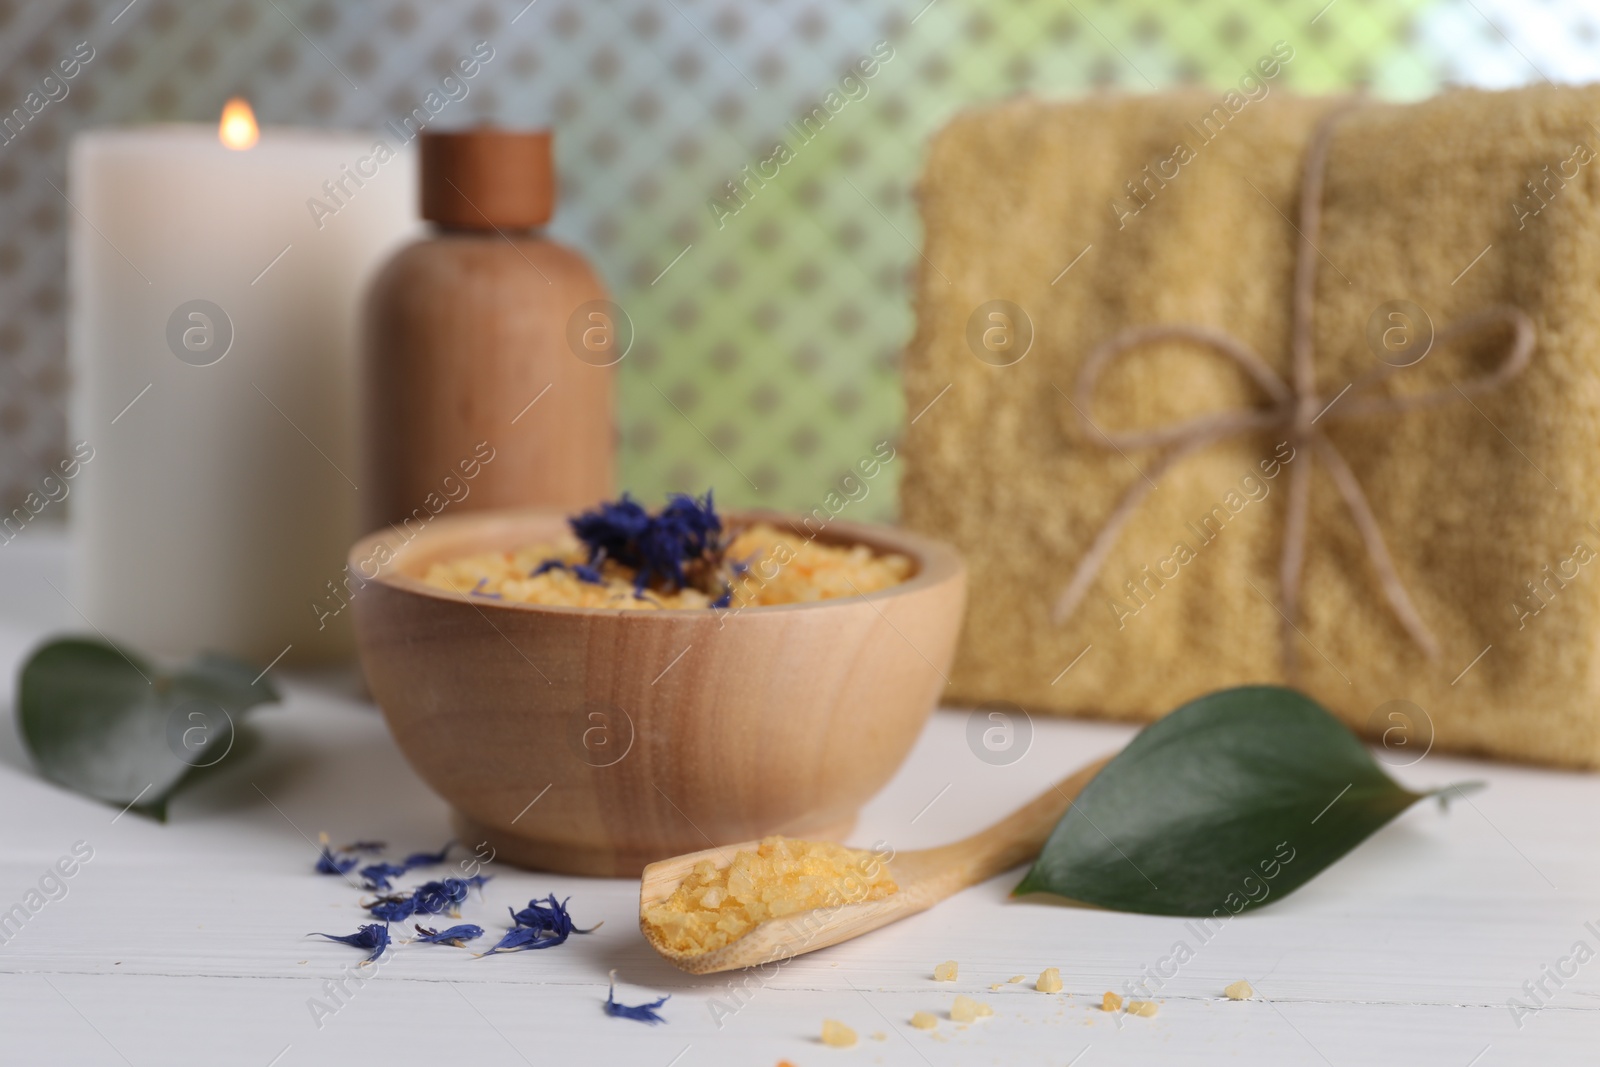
xmin=348 ymin=505 xmax=966 ymax=876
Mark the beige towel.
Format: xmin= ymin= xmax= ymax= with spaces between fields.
xmin=902 ymin=86 xmax=1600 ymax=768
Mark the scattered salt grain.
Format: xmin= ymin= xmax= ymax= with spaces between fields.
xmin=933 ymin=960 xmax=958 ymax=981
xmin=1225 ymin=979 xmax=1254 ymax=1001
xmin=1036 ymin=967 xmax=1063 ymax=993
xmin=910 ymin=1011 xmax=938 ymax=1030
xmin=1127 ymin=1000 xmax=1159 ymax=1018
xmin=950 ymin=995 xmax=994 ymax=1023
xmin=821 ymin=1019 xmax=857 ymax=1047
xmin=1008 ymin=975 xmax=1026 ymax=984
xmin=1101 ymin=991 xmax=1123 ymax=1012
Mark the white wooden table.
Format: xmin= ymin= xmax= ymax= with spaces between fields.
xmin=0 ymin=527 xmax=1595 ymax=1066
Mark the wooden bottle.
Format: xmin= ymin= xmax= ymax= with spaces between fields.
xmin=361 ymin=128 xmax=614 ymax=534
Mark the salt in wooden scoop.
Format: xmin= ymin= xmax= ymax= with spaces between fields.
xmin=639 ymin=756 xmax=1110 ymax=975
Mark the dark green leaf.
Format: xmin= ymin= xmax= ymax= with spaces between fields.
xmin=18 ymin=636 xmax=280 ymax=818
xmin=1014 ymin=685 xmax=1464 ymax=916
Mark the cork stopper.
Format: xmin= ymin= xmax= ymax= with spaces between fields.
xmin=420 ymin=128 xmax=554 ymax=229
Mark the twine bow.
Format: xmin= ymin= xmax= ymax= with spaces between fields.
xmin=1052 ymin=102 xmax=1537 ymax=673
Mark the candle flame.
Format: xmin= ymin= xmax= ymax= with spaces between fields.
xmin=219 ymin=98 xmax=258 ymax=151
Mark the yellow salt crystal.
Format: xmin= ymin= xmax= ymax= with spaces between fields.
xmin=870 ymin=1031 xmax=886 ymax=1042
xmin=424 ymin=522 xmax=912 ymax=609
xmin=1008 ymin=975 xmax=1026 ymax=984
xmin=1101 ymin=991 xmax=1122 ymax=1012
xmin=1036 ymin=967 xmax=1063 ymax=993
xmin=910 ymin=1011 xmax=938 ymax=1030
xmin=640 ymin=837 xmax=896 ymax=955
xmin=1225 ymin=979 xmax=1254 ymax=1001
xmin=950 ymin=995 xmax=993 ymax=1022
xmin=821 ymin=1019 xmax=857 ymax=1047
xmin=933 ymin=959 xmax=958 ymax=981
xmin=1127 ymin=1000 xmax=1159 ymax=1017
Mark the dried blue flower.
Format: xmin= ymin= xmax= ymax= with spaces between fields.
xmin=366 ymin=895 xmax=418 ymax=923
xmin=411 ymin=887 xmax=451 ymax=916
xmin=570 ymin=494 xmax=651 ymax=569
xmin=569 ymin=491 xmax=724 ymax=595
xmin=310 ymin=923 xmax=390 ymax=965
xmin=469 ymin=577 xmax=502 ymax=600
xmin=315 ymin=845 xmax=358 ymax=876
xmin=636 ymin=492 xmax=721 ymax=592
xmin=411 ymin=923 xmax=484 ymax=947
xmin=359 ymin=862 xmax=409 ymax=891
xmin=479 ymin=925 xmax=566 ymax=954
xmin=478 ymin=895 xmax=599 ymax=955
xmin=605 ymin=971 xmax=669 ymax=1024
xmin=510 ymin=894 xmax=599 ymax=938
xmin=413 ymin=877 xmax=474 ymax=916
xmin=366 ymin=872 xmax=484 ymax=922
xmin=710 ymin=587 xmax=732 ymax=609
xmin=532 ymin=559 xmax=565 ymax=576
xmin=401 ymin=841 xmax=455 ymax=871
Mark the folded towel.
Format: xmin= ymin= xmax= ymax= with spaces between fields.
xmin=902 ymin=85 xmax=1600 ymax=767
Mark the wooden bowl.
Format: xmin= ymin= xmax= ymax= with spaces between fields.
xmin=348 ymin=508 xmax=967 ymax=876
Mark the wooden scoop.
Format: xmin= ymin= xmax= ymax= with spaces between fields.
xmin=639 ymin=756 xmax=1110 ymax=974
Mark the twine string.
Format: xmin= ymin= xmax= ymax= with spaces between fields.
xmin=1053 ymin=102 xmax=1537 ymax=672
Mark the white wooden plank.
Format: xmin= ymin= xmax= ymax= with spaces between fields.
xmin=0 ymin=972 xmax=1591 ymax=1066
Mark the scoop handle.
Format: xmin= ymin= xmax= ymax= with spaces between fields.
xmin=890 ymin=755 xmax=1112 ymax=895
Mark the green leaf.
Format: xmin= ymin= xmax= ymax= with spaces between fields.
xmin=18 ymin=636 xmax=280 ymax=819
xmin=1014 ymin=685 xmax=1465 ymax=916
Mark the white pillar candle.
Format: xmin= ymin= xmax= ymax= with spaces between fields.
xmin=69 ymin=106 xmax=417 ymax=665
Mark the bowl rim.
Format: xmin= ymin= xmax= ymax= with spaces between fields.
xmin=347 ymin=506 xmax=966 ymax=619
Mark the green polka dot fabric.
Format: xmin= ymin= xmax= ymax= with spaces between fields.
xmin=0 ymin=0 xmax=1592 ymax=521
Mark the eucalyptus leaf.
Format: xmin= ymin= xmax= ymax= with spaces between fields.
xmin=1015 ymin=686 xmax=1470 ymax=916
xmin=18 ymin=636 xmax=280 ymax=820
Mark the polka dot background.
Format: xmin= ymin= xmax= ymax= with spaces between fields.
xmin=0 ymin=0 xmax=1594 ymax=522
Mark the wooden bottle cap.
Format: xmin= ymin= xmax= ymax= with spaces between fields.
xmin=420 ymin=128 xmax=554 ymax=229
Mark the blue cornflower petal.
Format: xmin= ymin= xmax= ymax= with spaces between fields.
xmin=479 ymin=896 xmax=599 ymax=955
xmin=367 ymin=896 xmax=417 ymax=923
xmin=531 ymin=559 xmax=565 ymax=576
xmin=479 ymin=926 xmax=563 ymax=954
xmin=366 ymin=871 xmax=485 ymax=922
xmin=510 ymin=894 xmax=600 ymax=937
xmin=416 ymin=877 xmax=477 ymax=914
xmin=412 ymin=881 xmax=456 ymax=916
xmin=605 ymin=971 xmax=669 ymax=1024
xmin=310 ymin=923 xmax=390 ymax=965
xmin=571 ymin=563 xmax=604 ymax=584
xmin=711 ymin=588 xmax=732 ymax=609
xmin=495 ymin=927 xmax=545 ymax=951
xmin=570 ymin=494 xmax=652 ymax=569
xmin=568 ymin=492 xmax=724 ymax=596
xmin=359 ymin=862 xmax=409 ymax=891
xmin=411 ymin=923 xmax=484 ymax=947
xmin=401 ymin=841 xmax=455 ymax=871
xmin=468 ymin=577 xmax=502 ymax=600
xmin=315 ymin=845 xmax=358 ymax=876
